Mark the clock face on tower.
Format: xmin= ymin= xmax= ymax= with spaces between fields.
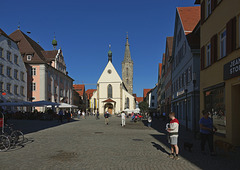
xmin=108 ymin=69 xmax=112 ymax=74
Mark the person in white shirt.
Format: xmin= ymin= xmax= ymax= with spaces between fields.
xmin=121 ymin=112 xmax=126 ymax=127
xmin=77 ymin=110 xmax=81 ymax=119
xmin=82 ymin=111 xmax=86 ymax=119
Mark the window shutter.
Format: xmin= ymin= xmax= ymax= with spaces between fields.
xmin=201 ymin=46 xmax=205 ymax=70
xmin=226 ymin=18 xmax=233 ymax=55
xmin=210 ymin=34 xmax=218 ymax=64
xmin=201 ymin=0 xmax=205 ymax=25
xmin=226 ymin=17 xmax=237 ymax=55
xmin=211 ymin=0 xmax=217 ymax=11
xmin=232 ymin=16 xmax=236 ymax=51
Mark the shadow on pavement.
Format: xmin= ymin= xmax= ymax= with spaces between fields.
xmin=7 ymin=137 xmax=35 ymax=152
xmin=7 ymin=119 xmax=79 ymax=135
xmin=144 ymin=118 xmax=240 ymax=170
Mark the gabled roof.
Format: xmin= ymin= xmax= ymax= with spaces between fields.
xmin=41 ymin=50 xmax=58 ymax=62
xmin=9 ymin=30 xmax=46 ymax=63
xmin=98 ymin=61 xmax=122 ymax=83
xmin=103 ymin=98 xmax=116 ymax=103
xmin=0 ymin=28 xmax=14 ymax=41
xmin=136 ymin=97 xmax=143 ymax=103
xmin=86 ymin=89 xmax=97 ymax=100
xmin=158 ymin=63 xmax=162 ymax=78
xmin=143 ymin=89 xmax=151 ymax=98
xmin=73 ymin=84 xmax=85 ymax=96
xmin=166 ymin=37 xmax=174 ymax=57
xmin=177 ymin=6 xmax=200 ymax=35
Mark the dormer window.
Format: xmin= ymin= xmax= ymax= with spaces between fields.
xmin=27 ymin=55 xmax=32 ymax=61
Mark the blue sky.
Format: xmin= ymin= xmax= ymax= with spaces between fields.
xmin=1 ymin=0 xmax=197 ymax=97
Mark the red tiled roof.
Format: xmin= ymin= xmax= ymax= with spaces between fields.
xmin=85 ymin=89 xmax=96 ymax=100
xmin=159 ymin=63 xmax=162 ymax=78
xmin=143 ymin=89 xmax=151 ymax=98
xmin=136 ymin=97 xmax=143 ymax=103
xmin=177 ymin=6 xmax=200 ymax=35
xmin=41 ymin=50 xmax=58 ymax=62
xmin=103 ymin=99 xmax=116 ymax=103
xmin=73 ymin=84 xmax=85 ymax=96
xmin=9 ymin=30 xmax=46 ymax=63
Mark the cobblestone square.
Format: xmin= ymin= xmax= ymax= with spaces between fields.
xmin=0 ymin=116 xmax=239 ymax=170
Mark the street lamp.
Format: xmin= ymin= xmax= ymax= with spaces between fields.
xmin=185 ymin=85 xmax=188 ymax=131
xmin=193 ymin=73 xmax=197 ymax=139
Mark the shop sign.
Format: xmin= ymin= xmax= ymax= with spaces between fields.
xmin=224 ymin=57 xmax=240 ymax=80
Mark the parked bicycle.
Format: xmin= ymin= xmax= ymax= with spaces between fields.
xmin=0 ymin=112 xmax=24 ymax=152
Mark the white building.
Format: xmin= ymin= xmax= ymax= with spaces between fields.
xmin=0 ymin=28 xmax=27 ymax=109
xmin=90 ymin=44 xmax=135 ymax=114
xmin=146 ymin=86 xmax=158 ymax=112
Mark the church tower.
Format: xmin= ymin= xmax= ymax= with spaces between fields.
xmin=122 ymin=33 xmax=133 ymax=94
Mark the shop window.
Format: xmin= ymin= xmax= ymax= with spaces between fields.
xmin=204 ymin=86 xmax=226 ymax=135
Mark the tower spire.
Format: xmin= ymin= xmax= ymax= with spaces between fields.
xmin=123 ymin=32 xmax=132 ymax=62
xmin=108 ymin=44 xmax=112 ymax=62
xmin=52 ymin=32 xmax=57 ymax=50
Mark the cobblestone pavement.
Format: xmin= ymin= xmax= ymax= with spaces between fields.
xmin=0 ymin=116 xmax=239 ymax=170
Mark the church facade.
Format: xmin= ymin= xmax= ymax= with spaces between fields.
xmin=90 ymin=36 xmax=135 ymax=114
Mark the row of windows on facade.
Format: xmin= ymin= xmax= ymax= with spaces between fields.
xmin=32 ymin=67 xmax=68 ymax=85
xmin=202 ymin=15 xmax=240 ymax=68
xmin=0 ymin=47 xmax=20 ymax=65
xmin=173 ymin=40 xmax=187 ymax=70
xmin=173 ymin=66 xmax=192 ymax=92
xmin=31 ymin=82 xmax=69 ymax=97
xmin=0 ymin=82 xmax=25 ymax=96
xmin=0 ymin=65 xmax=25 ymax=81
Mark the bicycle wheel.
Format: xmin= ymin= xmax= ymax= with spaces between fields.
xmin=0 ymin=135 xmax=10 ymax=152
xmin=11 ymin=130 xmax=24 ymax=146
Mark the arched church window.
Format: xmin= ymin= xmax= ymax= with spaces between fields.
xmin=126 ymin=67 xmax=129 ymax=76
xmin=108 ymin=84 xmax=112 ymax=98
xmin=126 ymin=97 xmax=129 ymax=109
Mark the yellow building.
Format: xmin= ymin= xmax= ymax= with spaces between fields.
xmin=195 ymin=0 xmax=240 ymax=145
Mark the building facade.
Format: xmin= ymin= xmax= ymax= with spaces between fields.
xmin=164 ymin=37 xmax=174 ymax=115
xmin=0 ymin=28 xmax=27 ymax=110
xmin=91 ymin=47 xmax=135 ymax=114
xmin=171 ymin=7 xmax=201 ymax=131
xmin=196 ymin=0 xmax=240 ymax=145
xmin=146 ymin=86 xmax=158 ymax=113
xmin=73 ymin=84 xmax=87 ymax=111
xmin=157 ymin=63 xmax=162 ymax=112
xmin=9 ymin=29 xmax=73 ymax=111
xmin=160 ymin=54 xmax=166 ymax=114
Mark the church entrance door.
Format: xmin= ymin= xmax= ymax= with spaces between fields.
xmin=105 ymin=103 xmax=113 ymax=114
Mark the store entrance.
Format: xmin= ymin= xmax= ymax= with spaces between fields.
xmin=232 ymin=84 xmax=240 ymax=146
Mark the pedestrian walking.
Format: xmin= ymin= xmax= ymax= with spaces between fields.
xmin=66 ymin=110 xmax=71 ymax=122
xmin=77 ymin=110 xmax=81 ymax=119
xmin=199 ymin=110 xmax=217 ymax=156
xmin=104 ymin=111 xmax=110 ymax=125
xmin=58 ymin=109 xmax=64 ymax=123
xmin=96 ymin=109 xmax=100 ymax=120
xmin=148 ymin=115 xmax=152 ymax=127
xmin=121 ymin=111 xmax=126 ymax=127
xmin=82 ymin=111 xmax=86 ymax=119
xmin=166 ymin=112 xmax=179 ymax=160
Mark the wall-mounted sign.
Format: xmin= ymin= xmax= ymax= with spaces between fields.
xmin=224 ymin=57 xmax=240 ymax=80
xmin=177 ymin=90 xmax=185 ymax=97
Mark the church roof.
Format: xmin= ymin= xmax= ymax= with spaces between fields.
xmin=103 ymin=98 xmax=116 ymax=103
xmin=123 ymin=34 xmax=133 ymax=63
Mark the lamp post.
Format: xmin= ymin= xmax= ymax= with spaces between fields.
xmin=185 ymin=85 xmax=188 ymax=131
xmin=193 ymin=73 xmax=197 ymax=139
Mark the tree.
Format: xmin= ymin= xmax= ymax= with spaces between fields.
xmin=138 ymin=101 xmax=148 ymax=113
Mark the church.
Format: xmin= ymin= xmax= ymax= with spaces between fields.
xmin=90 ymin=35 xmax=135 ymax=114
